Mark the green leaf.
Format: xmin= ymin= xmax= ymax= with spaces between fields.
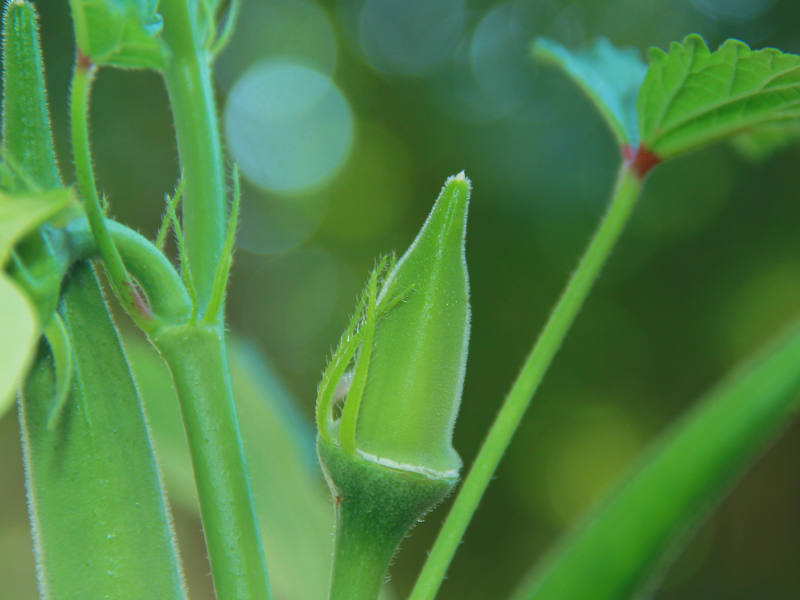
xmin=2 ymin=0 xmax=61 ymax=189
xmin=126 ymin=333 xmax=336 ymax=600
xmin=0 ymin=188 xmax=73 ymax=265
xmin=638 ymin=34 xmax=800 ymax=158
xmin=511 ymin=319 xmax=800 ymax=600
xmin=533 ymin=37 xmax=647 ymax=147
xmin=68 ymin=0 xmax=166 ymax=69
xmin=0 ymin=273 xmax=37 ymax=417
xmin=19 ymin=262 xmax=187 ymax=599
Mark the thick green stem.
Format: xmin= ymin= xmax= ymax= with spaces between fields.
xmin=409 ymin=164 xmax=643 ymax=600
xmin=154 ymin=325 xmax=272 ymax=600
xmin=329 ymin=505 xmax=398 ymax=600
xmin=159 ymin=0 xmax=225 ymax=313
xmin=318 ymin=438 xmax=454 ymax=600
xmin=156 ymin=4 xmax=270 ymax=597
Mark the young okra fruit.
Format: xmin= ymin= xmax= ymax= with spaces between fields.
xmin=316 ymin=172 xmax=471 ymax=599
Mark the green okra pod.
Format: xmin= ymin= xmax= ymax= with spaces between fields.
xmin=20 ymin=262 xmax=187 ymax=599
xmin=2 ymin=0 xmax=61 ymax=190
xmin=317 ymin=172 xmax=472 ymax=600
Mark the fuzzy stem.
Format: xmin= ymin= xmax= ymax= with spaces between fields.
xmin=156 ymin=3 xmax=271 ymax=597
xmin=318 ymin=438 xmax=455 ymax=600
xmin=154 ymin=325 xmax=272 ymax=600
xmin=329 ymin=506 xmax=399 ymax=600
xmin=409 ymin=163 xmax=643 ymax=600
xmin=159 ymin=0 xmax=225 ymax=315
xmin=70 ymin=56 xmax=153 ymax=328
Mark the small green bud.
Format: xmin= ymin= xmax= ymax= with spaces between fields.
xmin=318 ymin=171 xmax=470 ymax=473
xmin=356 ymin=174 xmax=471 ymax=474
xmin=316 ymin=173 xmax=471 ymax=599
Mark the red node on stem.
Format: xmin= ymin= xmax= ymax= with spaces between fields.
xmin=123 ymin=280 xmax=153 ymax=320
xmin=76 ymin=50 xmax=93 ymax=71
xmin=622 ymin=144 xmax=661 ymax=179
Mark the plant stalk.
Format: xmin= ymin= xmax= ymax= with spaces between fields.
xmin=154 ymin=325 xmax=272 ymax=600
xmin=328 ymin=502 xmax=400 ymax=600
xmin=155 ymin=3 xmax=271 ymax=597
xmin=159 ymin=0 xmax=225 ymax=314
xmin=409 ymin=163 xmax=643 ymax=600
xmin=70 ymin=57 xmax=152 ymax=328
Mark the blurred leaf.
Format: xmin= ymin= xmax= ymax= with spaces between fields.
xmin=0 ymin=273 xmax=37 ymax=417
xmin=2 ymin=0 xmax=61 ymax=189
xmin=639 ymin=35 xmax=800 ymax=158
xmin=126 ymin=333 xmax=335 ymax=600
xmin=730 ymin=122 xmax=800 ymax=162
xmin=533 ymin=37 xmax=646 ymax=147
xmin=511 ymin=319 xmax=800 ymax=600
xmin=68 ymin=0 xmax=166 ymax=69
xmin=0 ymin=188 xmax=72 ymax=265
xmin=19 ymin=262 xmax=187 ymax=599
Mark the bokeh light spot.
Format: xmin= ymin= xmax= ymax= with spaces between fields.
xmin=543 ymin=405 xmax=643 ymax=524
xmin=469 ymin=3 xmax=537 ymax=116
xmin=214 ymin=0 xmax=338 ymax=90
xmin=320 ymin=120 xmax=413 ymax=241
xmin=359 ymin=0 xmax=466 ymax=76
xmin=239 ymin=247 xmax=355 ymax=379
xmin=235 ymin=180 xmax=328 ymax=256
xmin=690 ymin=0 xmax=774 ymax=23
xmin=225 ymin=61 xmax=354 ymax=194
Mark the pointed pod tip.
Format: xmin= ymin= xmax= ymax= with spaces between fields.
xmin=446 ymin=170 xmax=471 ymax=189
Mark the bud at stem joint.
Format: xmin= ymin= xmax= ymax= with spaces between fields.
xmin=316 ymin=172 xmax=471 ymax=600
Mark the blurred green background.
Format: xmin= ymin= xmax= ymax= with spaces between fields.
xmin=3 ymin=0 xmax=800 ymax=598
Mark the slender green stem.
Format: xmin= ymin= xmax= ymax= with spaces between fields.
xmin=63 ymin=218 xmax=191 ymax=325
xmin=154 ymin=325 xmax=272 ymax=600
xmin=159 ymin=0 xmax=225 ymax=314
xmin=409 ymin=163 xmax=643 ymax=600
xmin=70 ymin=57 xmax=154 ymax=328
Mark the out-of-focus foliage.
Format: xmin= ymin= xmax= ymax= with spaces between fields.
xmin=514 ymin=319 xmax=800 ymax=600
xmin=0 ymin=274 xmax=36 ymax=413
xmin=533 ymin=37 xmax=646 ymax=146
xmin=0 ymin=189 xmax=71 ymax=261
xmin=3 ymin=1 xmax=800 ymax=599
xmin=0 ymin=188 xmax=72 ymax=414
